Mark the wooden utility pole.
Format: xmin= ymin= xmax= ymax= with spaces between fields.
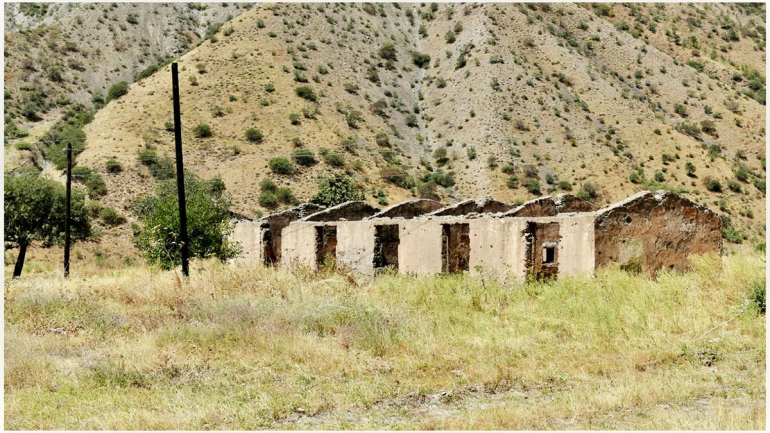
xmin=64 ymin=141 xmax=71 ymax=278
xmin=172 ymin=62 xmax=190 ymax=277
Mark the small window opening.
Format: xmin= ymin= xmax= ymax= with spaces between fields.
xmin=543 ymin=247 xmax=555 ymax=264
xmin=542 ymin=242 xmax=557 ymax=264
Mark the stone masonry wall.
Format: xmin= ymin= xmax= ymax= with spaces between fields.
xmin=594 ymin=191 xmax=722 ymax=277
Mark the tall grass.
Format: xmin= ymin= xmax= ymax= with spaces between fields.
xmin=4 ymin=253 xmax=765 ymax=429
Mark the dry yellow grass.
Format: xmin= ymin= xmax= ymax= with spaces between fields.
xmin=4 ymin=252 xmax=765 ymax=429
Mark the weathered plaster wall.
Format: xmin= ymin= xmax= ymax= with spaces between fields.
xmin=397 ymin=219 xmax=444 ymax=274
xmin=336 ymin=221 xmax=377 ymax=274
xmin=279 ymin=215 xmax=597 ymax=277
xmin=232 ymin=204 xmax=323 ymax=266
xmin=279 ymin=220 xmax=379 ymax=273
xmin=280 ymin=222 xmax=317 ymax=269
xmin=230 ymin=219 xmax=264 ymax=265
xmin=594 ymin=190 xmax=722 ymax=277
xmin=467 ymin=218 xmax=524 ymax=276
xmin=555 ymin=213 xmax=596 ymax=276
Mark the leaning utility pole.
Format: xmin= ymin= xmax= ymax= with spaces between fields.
xmin=171 ymin=62 xmax=190 ymax=277
xmin=64 ymin=141 xmax=72 ymax=278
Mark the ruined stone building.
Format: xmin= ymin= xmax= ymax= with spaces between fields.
xmin=232 ymin=190 xmax=722 ymax=279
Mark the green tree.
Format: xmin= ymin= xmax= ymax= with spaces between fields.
xmin=310 ymin=173 xmax=365 ymax=207
xmin=132 ymin=172 xmax=240 ymax=270
xmin=4 ymin=172 xmax=91 ymax=277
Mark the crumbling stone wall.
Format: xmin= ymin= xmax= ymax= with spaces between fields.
xmin=429 ymin=198 xmax=514 ymax=217
xmin=371 ymin=199 xmax=443 ymax=219
xmin=594 ymin=191 xmax=722 ymax=277
xmin=506 ymin=194 xmax=598 ymax=217
xmin=303 ymin=201 xmax=379 ymax=222
xmin=239 ymin=192 xmax=717 ymax=281
xmin=260 ymin=203 xmax=324 ymax=265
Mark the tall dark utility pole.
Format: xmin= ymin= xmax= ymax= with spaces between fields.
xmin=64 ymin=141 xmax=72 ymax=278
xmin=172 ymin=62 xmax=190 ymax=277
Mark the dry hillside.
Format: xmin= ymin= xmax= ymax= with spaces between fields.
xmin=5 ymin=3 xmax=767 ymax=255
xmin=3 ymin=2 xmax=253 ymax=136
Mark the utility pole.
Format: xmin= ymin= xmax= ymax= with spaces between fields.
xmin=172 ymin=62 xmax=190 ymax=277
xmin=64 ymin=141 xmax=71 ymax=278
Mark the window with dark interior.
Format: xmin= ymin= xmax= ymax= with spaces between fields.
xmin=543 ymin=246 xmax=555 ymax=264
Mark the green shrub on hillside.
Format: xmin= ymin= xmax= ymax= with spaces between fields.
xmin=310 ymin=173 xmax=364 ymax=207
xmin=245 ymin=128 xmax=263 ymax=143
xmin=291 ymin=149 xmax=316 ymax=166
xmin=268 ymin=157 xmax=294 ymax=175
xmin=259 ymin=191 xmax=278 ymax=208
xmin=193 ymin=123 xmax=212 ymax=138
xmin=276 ymin=187 xmax=299 ymax=205
xmin=106 ymin=158 xmax=122 ymax=173
xmin=526 ymin=179 xmax=541 ymax=195
xmin=99 ymin=207 xmax=126 ymax=226
xmin=705 ymin=178 xmax=722 ymax=192
xmin=294 ymin=86 xmax=317 ymax=101
xmin=323 ymin=152 xmax=345 ymax=167
xmin=411 ymin=51 xmax=431 ymax=68
xmin=107 ymin=81 xmax=129 ymax=101
xmin=85 ymin=173 xmax=107 ymax=198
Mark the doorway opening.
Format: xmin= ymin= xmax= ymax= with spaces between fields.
xmin=441 ymin=223 xmax=470 ymax=273
xmin=314 ymin=226 xmax=337 ymax=268
xmin=373 ymin=225 xmax=400 ymax=271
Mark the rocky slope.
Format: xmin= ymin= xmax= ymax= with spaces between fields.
xmin=4 ymin=2 xmax=254 ymax=129
xmin=6 ymin=3 xmax=767 ymax=249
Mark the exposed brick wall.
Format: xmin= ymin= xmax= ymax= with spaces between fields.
xmin=594 ymin=191 xmax=722 ymax=278
xmin=523 ymin=221 xmax=561 ymax=280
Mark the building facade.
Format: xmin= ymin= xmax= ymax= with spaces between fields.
xmin=232 ymin=191 xmax=722 ymax=279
